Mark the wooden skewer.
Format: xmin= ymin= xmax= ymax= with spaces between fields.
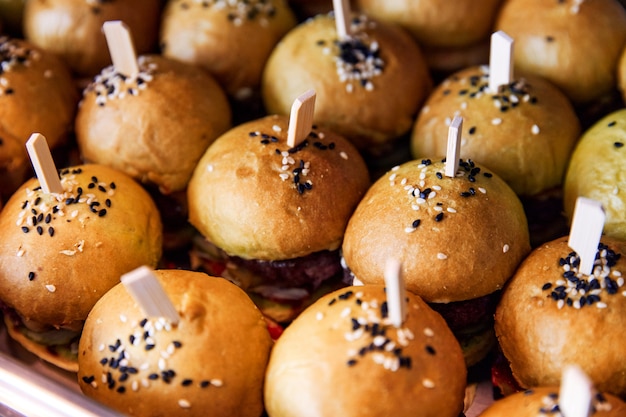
xmin=568 ymin=197 xmax=605 ymax=276
xmin=25 ymin=133 xmax=63 ymax=194
xmin=333 ymin=0 xmax=351 ymax=40
xmin=445 ymin=116 xmax=463 ymax=178
xmin=102 ymin=20 xmax=139 ymax=78
xmin=384 ymin=258 xmax=407 ymax=328
xmin=488 ymin=30 xmax=514 ymax=93
xmin=287 ymin=89 xmax=316 ymax=148
xmin=120 ymin=266 xmax=180 ymax=325
xmin=559 ymin=364 xmax=593 ymax=417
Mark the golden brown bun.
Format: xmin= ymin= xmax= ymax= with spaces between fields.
xmin=495 ymin=236 xmax=626 ymax=398
xmin=23 ymin=0 xmax=161 ymax=77
xmin=78 ymin=270 xmax=273 ymax=417
xmin=342 ymin=158 xmax=530 ymax=303
xmin=411 ymin=66 xmax=581 ymax=196
xmin=262 ymin=13 xmax=432 ymax=153
xmin=355 ymin=0 xmax=503 ymax=48
xmin=479 ymin=386 xmax=626 ymax=417
xmin=3 ymin=315 xmax=78 ymax=372
xmin=563 ymin=109 xmax=626 ymax=241
xmin=264 ymin=285 xmax=467 ymax=417
xmin=619 ymin=46 xmax=626 ymax=103
xmin=75 ymin=54 xmax=232 ymax=195
xmin=187 ymin=114 xmax=370 ymax=261
xmin=0 ymin=164 xmax=163 ymax=330
xmin=495 ymin=0 xmax=626 ymax=104
xmin=0 ymin=37 xmax=78 ymax=150
xmin=160 ymin=0 xmax=297 ymax=98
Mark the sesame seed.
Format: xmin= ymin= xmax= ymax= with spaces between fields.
xmin=437 ymin=253 xmax=447 ymax=260
xmin=210 ymin=379 xmax=223 ymax=387
xmin=422 ymin=378 xmax=435 ymax=388
xmin=28 ymin=272 xmax=35 ymax=281
xmin=531 ymin=124 xmax=540 ymax=135
xmin=503 ymin=244 xmax=510 ymax=253
xmin=46 ymin=284 xmax=56 ymax=292
xmin=178 ymin=399 xmax=191 ymax=409
xmin=491 ymin=118 xmax=502 ymax=125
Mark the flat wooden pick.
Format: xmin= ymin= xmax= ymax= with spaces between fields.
xmin=25 ymin=133 xmax=63 ymax=194
xmin=287 ymin=89 xmax=316 ymax=148
xmin=568 ymin=197 xmax=605 ymax=276
xmin=560 ymin=365 xmax=593 ymax=417
xmin=120 ymin=266 xmax=180 ymax=325
xmin=445 ymin=116 xmax=463 ymax=178
xmin=102 ymin=20 xmax=139 ymax=78
xmin=384 ymin=258 xmax=407 ymax=328
xmin=333 ymin=0 xmax=351 ymax=39
xmin=488 ymin=30 xmax=514 ymax=93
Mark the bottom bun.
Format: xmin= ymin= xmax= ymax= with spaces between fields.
xmin=479 ymin=386 xmax=626 ymax=417
xmin=4 ymin=315 xmax=78 ymax=372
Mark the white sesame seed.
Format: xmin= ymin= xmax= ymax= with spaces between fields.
xmin=98 ymin=344 xmax=105 ymax=352
xmin=207 ymin=164 xmax=214 ymax=172
xmin=437 ymin=253 xmax=448 ymax=260
xmin=16 ymin=248 xmax=25 ymax=257
xmin=531 ymin=124 xmax=540 ymax=135
xmin=491 ymin=118 xmax=502 ymax=125
xmin=503 ymin=244 xmax=510 ymax=253
xmin=388 ymin=173 xmax=397 ymax=181
xmin=557 ymin=299 xmax=565 ymax=309
xmin=46 ymin=284 xmax=56 ymax=293
xmin=119 ymin=314 xmax=127 ymax=323
xmin=340 ymin=151 xmax=348 ymax=160
xmin=316 ymin=312 xmax=324 ymax=320
xmin=141 ymin=379 xmax=150 ymax=388
xmin=478 ymin=187 xmax=487 ymax=194
xmin=447 ymin=207 xmax=457 ymax=213
xmin=596 ymin=302 xmax=608 ymax=308
xmin=211 ymin=379 xmax=223 ymax=387
xmin=272 ymin=125 xmax=282 ymax=132
xmin=433 ymin=206 xmax=443 ymax=212
xmin=372 ymin=353 xmax=385 ymax=365
xmin=341 ymin=307 xmax=351 ymax=317
xmin=423 ymin=327 xmax=434 ymax=337
xmin=432 ymin=185 xmax=441 ymax=191
xmin=613 ymin=187 xmax=619 ymax=195
xmin=131 ymin=380 xmax=139 ymax=392
xmin=422 ymin=378 xmax=435 ymax=388
xmin=158 ymin=358 xmax=166 ymax=370
xmin=404 ymin=227 xmax=416 ymax=233
xmin=178 ymin=399 xmax=191 ymax=409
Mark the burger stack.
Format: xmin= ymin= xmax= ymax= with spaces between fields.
xmin=0 ymin=0 xmax=625 ymax=416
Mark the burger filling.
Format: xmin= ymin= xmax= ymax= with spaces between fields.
xmin=0 ymin=301 xmax=80 ymax=359
xmin=190 ymin=236 xmax=349 ymax=324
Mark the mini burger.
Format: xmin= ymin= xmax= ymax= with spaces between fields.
xmin=494 ymin=0 xmax=626 ymax=106
xmin=264 ymin=285 xmax=467 ymax=417
xmin=23 ymin=0 xmax=161 ymax=78
xmin=563 ymin=109 xmax=626 ymax=241
xmin=342 ymin=158 xmax=531 ymax=366
xmin=187 ymin=114 xmax=370 ymax=323
xmin=0 ymin=164 xmax=163 ymax=371
xmin=411 ymin=65 xmax=581 ymax=198
xmin=262 ymin=12 xmax=432 ymax=155
xmin=495 ymin=235 xmax=626 ymax=398
xmin=478 ymin=386 xmax=626 ymax=417
xmin=354 ymin=0 xmax=503 ymax=75
xmin=78 ymin=269 xmax=273 ymax=417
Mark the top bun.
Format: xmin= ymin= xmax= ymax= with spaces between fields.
xmin=342 ymin=158 xmax=530 ymax=303
xmin=160 ymin=0 xmax=297 ymax=98
xmin=262 ymin=13 xmax=432 ymax=153
xmin=76 ymin=54 xmax=232 ymax=195
xmin=187 ymin=114 xmax=370 ymax=261
xmin=23 ymin=0 xmax=161 ymax=77
xmin=563 ymin=109 xmax=626 ymax=241
xmin=495 ymin=0 xmax=626 ymax=104
xmin=78 ymin=270 xmax=273 ymax=417
xmin=479 ymin=386 xmax=626 ymax=417
xmin=355 ymin=0 xmax=503 ymax=49
xmin=495 ymin=236 xmax=626 ymax=398
xmin=411 ymin=66 xmax=581 ymax=197
xmin=264 ymin=285 xmax=467 ymax=417
xmin=0 ymin=164 xmax=163 ymax=330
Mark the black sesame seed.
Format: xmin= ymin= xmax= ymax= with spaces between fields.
xmin=173 ymin=341 xmax=182 ymax=348
xmin=119 ymin=373 xmax=129 ymax=382
xmin=412 ymin=219 xmax=421 ymax=228
xmin=182 ymin=379 xmax=193 ymax=386
xmin=328 ymin=298 xmax=337 ymax=306
xmin=98 ymin=209 xmax=107 ymax=217
xmin=48 ymin=227 xmax=54 ymax=237
xmin=425 ymin=345 xmax=436 ymax=355
xmin=36 ymin=226 xmax=43 ymax=235
xmin=436 ymin=172 xmax=443 ymax=179
xmin=110 ymin=182 xmax=116 ymax=190
xmin=82 ymin=375 xmax=95 ymax=384
xmin=100 ymin=358 xmax=108 ymax=365
xmin=148 ymin=373 xmax=159 ymax=380
xmin=28 ymin=272 xmax=35 ymax=281
xmin=21 ymin=226 xmax=29 ymax=233
xmin=98 ymin=185 xmax=106 ymax=192
xmin=435 ymin=213 xmax=444 ymax=222
xmin=608 ymin=121 xmax=617 ymax=127
xmin=614 ymin=142 xmax=624 ymax=148
xmin=200 ymin=380 xmax=210 ymax=388
xmin=347 ymin=359 xmax=357 ymax=366
xmin=542 ymin=282 xmax=552 ymax=291
xmin=145 ymin=344 xmax=155 ymax=351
